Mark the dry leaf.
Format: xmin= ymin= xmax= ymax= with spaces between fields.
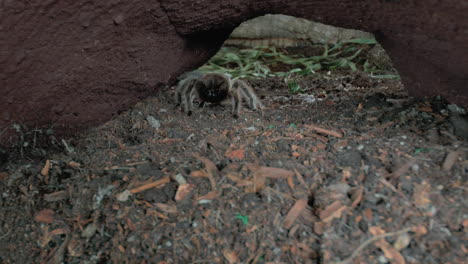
xmin=283 ymin=199 xmax=308 ymax=229
xmin=34 ymin=209 xmax=54 ymax=224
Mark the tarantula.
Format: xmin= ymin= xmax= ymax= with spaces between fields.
xmin=174 ymin=71 xmax=262 ymax=118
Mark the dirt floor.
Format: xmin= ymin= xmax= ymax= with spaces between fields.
xmin=0 ymin=69 xmax=467 ymax=264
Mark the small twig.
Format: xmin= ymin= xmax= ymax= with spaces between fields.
xmin=333 ymin=227 xmax=413 ymax=264
xmin=264 ymin=187 xmax=295 ymax=201
xmin=129 ymin=176 xmax=171 ymax=194
xmin=61 ymin=139 xmax=74 ymax=154
xmin=304 ymin=124 xmax=343 ymax=138
xmin=193 ymin=153 xmax=218 ymax=190
xmin=208 ymin=145 xmax=221 ymax=161
xmin=0 ymin=230 xmax=11 ymax=240
xmin=379 ymin=178 xmax=410 ymax=201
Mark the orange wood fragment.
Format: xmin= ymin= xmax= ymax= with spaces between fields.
xmin=283 ymin=199 xmax=308 ymax=229
xmin=225 ymin=149 xmax=245 ymax=160
xmin=129 ymin=176 xmax=170 ymax=194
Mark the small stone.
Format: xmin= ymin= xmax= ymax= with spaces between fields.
xmin=378 ymin=255 xmax=389 ymax=263
xmin=411 ymin=163 xmax=419 ymax=172
xmin=116 ymin=190 xmax=132 ymax=202
xmin=146 ymin=116 xmax=161 ymax=129
xmin=113 ymin=14 xmax=125 ymax=25
xmin=447 ymin=104 xmax=466 ymax=114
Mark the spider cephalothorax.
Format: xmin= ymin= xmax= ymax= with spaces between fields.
xmin=174 ymin=71 xmax=262 ymax=118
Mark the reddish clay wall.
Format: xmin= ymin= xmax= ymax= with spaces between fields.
xmin=1 ymin=0 xmax=466 ymax=144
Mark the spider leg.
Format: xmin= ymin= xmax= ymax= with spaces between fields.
xmin=184 ymin=80 xmax=199 ymax=116
xmin=230 ymin=82 xmax=242 ymax=118
xmin=174 ymin=84 xmax=183 ymax=107
xmin=234 ymin=80 xmax=263 ymax=110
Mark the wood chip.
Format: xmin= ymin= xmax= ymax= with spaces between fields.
xmin=412 ymin=180 xmax=431 ymax=207
xmin=251 ymin=172 xmax=266 ymax=193
xmin=369 ymin=227 xmax=405 ymax=264
xmin=225 ymin=149 xmax=245 ymax=160
xmin=248 ymin=165 xmax=294 ymax=179
xmin=442 ymin=150 xmax=460 ymax=171
xmin=287 ymin=175 xmax=295 ymax=189
xmin=196 ymin=190 xmax=220 ymax=201
xmin=0 ymin=172 xmax=10 ymax=181
xmin=350 ymin=187 xmax=364 ymax=208
xmin=412 ymin=225 xmax=428 ymax=236
xmin=175 ymin=183 xmax=194 ymax=201
xmin=129 ymin=176 xmax=170 ymax=194
xmin=223 ymin=249 xmax=240 ymax=264
xmin=41 ymin=159 xmax=51 ymax=176
xmin=190 ymin=170 xmax=208 ymax=177
xmin=319 ymin=201 xmax=347 ymax=223
xmin=34 ymin=209 xmax=55 ymax=224
xmin=67 ymin=161 xmax=81 ymax=169
xmin=44 ymin=191 xmax=68 ymax=202
xmin=155 ymin=203 xmax=177 ymax=214
xmin=304 ymin=124 xmax=343 ymax=138
xmin=283 ymin=199 xmax=308 ymax=229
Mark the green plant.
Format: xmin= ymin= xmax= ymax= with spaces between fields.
xmin=287 ymin=80 xmax=304 ymax=94
xmin=198 ymin=38 xmax=396 ymax=80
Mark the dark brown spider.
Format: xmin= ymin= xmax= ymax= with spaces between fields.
xmin=174 ymin=71 xmax=263 ymax=118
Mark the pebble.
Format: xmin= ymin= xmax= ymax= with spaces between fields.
xmin=146 ymin=115 xmax=161 ymax=129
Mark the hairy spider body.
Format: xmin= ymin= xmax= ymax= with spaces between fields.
xmin=198 ymin=73 xmax=230 ymax=103
xmin=174 ymin=71 xmax=262 ymax=118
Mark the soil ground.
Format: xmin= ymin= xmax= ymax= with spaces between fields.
xmin=0 ymin=68 xmax=467 ymax=263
